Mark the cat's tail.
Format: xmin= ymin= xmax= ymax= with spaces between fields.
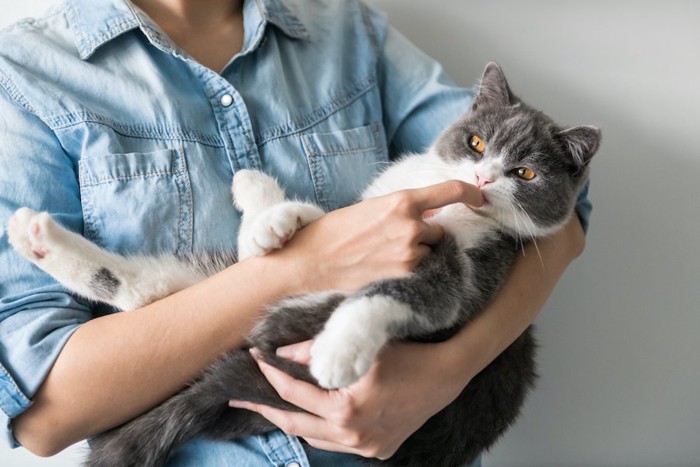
xmin=83 ymin=351 xmax=276 ymax=467
xmin=84 ymin=391 xmax=218 ymax=467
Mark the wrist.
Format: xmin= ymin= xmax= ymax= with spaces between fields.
xmin=430 ymin=337 xmax=480 ymax=390
xmin=249 ymin=249 xmax=317 ymax=297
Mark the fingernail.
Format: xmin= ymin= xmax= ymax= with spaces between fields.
xmin=249 ymin=348 xmax=262 ymax=360
xmin=275 ymin=345 xmax=295 ymax=360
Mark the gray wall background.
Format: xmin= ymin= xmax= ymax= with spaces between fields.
xmin=2 ymin=1 xmax=699 ymax=466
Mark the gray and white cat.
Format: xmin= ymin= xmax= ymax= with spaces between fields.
xmin=7 ymin=63 xmax=600 ymax=467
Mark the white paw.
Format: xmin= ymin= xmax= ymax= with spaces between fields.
xmin=7 ymin=208 xmax=58 ymax=261
xmin=310 ymin=327 xmax=382 ymax=389
xmin=239 ymin=204 xmax=303 ymax=257
xmin=231 ymin=169 xmax=284 ymax=214
xmin=308 ymin=296 xmax=411 ymax=389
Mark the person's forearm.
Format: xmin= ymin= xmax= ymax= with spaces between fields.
xmin=13 ymin=253 xmax=302 ymax=457
xmin=13 ymin=182 xmax=483 ymax=456
xmin=443 ymin=216 xmax=586 ymax=385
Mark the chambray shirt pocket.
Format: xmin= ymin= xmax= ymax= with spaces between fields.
xmin=78 ymin=148 xmax=194 ymax=255
xmin=301 ymin=123 xmax=388 ymax=211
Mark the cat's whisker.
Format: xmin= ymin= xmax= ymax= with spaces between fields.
xmin=506 ymin=203 xmax=527 ymax=255
xmin=511 ymin=198 xmax=544 ymax=267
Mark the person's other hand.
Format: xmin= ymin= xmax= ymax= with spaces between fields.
xmin=229 ymin=339 xmax=470 ymax=460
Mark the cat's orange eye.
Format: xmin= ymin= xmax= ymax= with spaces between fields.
xmin=515 ymin=167 xmax=536 ymax=181
xmin=468 ymin=135 xmax=486 ymax=154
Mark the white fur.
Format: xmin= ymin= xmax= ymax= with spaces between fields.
xmin=6 ymin=170 xmax=324 ymax=312
xmin=310 ymin=295 xmax=413 ymax=389
xmin=233 ymin=170 xmax=324 ymax=260
xmin=270 ymin=291 xmax=341 ymax=312
xmin=7 ymin=208 xmax=199 ymax=311
xmin=361 ymin=148 xmax=551 ymax=242
xmin=360 ymin=151 xmax=502 ymax=248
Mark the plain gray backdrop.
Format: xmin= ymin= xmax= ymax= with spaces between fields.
xmin=1 ymin=1 xmax=699 ymax=466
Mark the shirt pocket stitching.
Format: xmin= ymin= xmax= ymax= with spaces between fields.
xmin=301 ymin=123 xmax=385 ymax=211
xmin=77 ymin=148 xmax=193 ymax=254
xmin=300 ymin=123 xmax=382 ymax=157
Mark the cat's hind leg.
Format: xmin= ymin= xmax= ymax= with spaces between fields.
xmin=7 ymin=208 xmax=197 ymax=311
xmin=309 ymin=294 xmax=415 ymax=389
xmin=309 ymin=237 xmax=470 ymax=389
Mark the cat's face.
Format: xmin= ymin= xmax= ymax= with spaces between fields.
xmin=434 ymin=63 xmax=600 ymax=238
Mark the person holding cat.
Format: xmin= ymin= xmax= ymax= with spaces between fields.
xmin=0 ymin=0 xmax=590 ymax=466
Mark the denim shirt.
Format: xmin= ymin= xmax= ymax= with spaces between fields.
xmin=0 ymin=0 xmax=590 ymax=462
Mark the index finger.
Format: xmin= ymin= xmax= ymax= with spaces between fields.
xmin=409 ymin=180 xmax=484 ymax=212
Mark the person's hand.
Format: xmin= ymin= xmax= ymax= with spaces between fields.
xmin=229 ymin=339 xmax=471 ymax=460
xmin=275 ymin=180 xmax=483 ymax=292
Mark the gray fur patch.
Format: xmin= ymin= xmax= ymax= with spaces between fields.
xmin=90 ymin=267 xmax=121 ymax=300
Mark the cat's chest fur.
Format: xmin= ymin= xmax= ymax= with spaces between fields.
xmin=361 ymin=151 xmax=500 ymax=251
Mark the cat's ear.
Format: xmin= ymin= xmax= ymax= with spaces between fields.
xmin=557 ymin=126 xmax=602 ymax=167
xmin=472 ymin=62 xmax=516 ymax=110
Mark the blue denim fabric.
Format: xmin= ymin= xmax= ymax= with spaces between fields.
xmin=167 ymin=431 xmax=482 ymax=467
xmin=0 ymin=0 xmax=589 ymax=462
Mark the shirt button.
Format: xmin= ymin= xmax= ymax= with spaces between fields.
xmin=220 ymin=93 xmax=234 ymax=107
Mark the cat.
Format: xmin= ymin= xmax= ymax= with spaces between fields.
xmin=7 ymin=63 xmax=600 ymax=466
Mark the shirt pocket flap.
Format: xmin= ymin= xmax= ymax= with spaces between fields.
xmin=301 ymin=123 xmax=381 ymax=157
xmin=78 ymin=148 xmax=184 ymax=186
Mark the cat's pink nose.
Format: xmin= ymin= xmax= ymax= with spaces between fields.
xmin=476 ymin=173 xmax=493 ymax=188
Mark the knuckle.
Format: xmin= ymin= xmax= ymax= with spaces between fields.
xmin=399 ymin=253 xmax=419 ymax=271
xmin=277 ymin=416 xmax=298 ymax=436
xmin=342 ymin=430 xmax=366 ymax=448
xmin=389 ymin=190 xmax=414 ymax=211
xmin=333 ymin=404 xmax=358 ymax=426
xmin=375 ymin=447 xmax=397 ymax=461
xmin=405 ymin=220 xmax=424 ymax=239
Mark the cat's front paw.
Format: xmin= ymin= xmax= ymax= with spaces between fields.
xmin=238 ymin=202 xmax=323 ymax=259
xmin=231 ymin=169 xmax=285 ymax=214
xmin=239 ymin=204 xmax=303 ymax=257
xmin=310 ymin=324 xmax=383 ymax=390
xmin=7 ymin=208 xmax=57 ymax=261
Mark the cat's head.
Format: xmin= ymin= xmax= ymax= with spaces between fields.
xmin=434 ymin=62 xmax=601 ymax=238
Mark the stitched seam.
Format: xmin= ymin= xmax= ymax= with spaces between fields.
xmin=175 ymin=148 xmax=194 ymax=254
xmin=0 ymin=366 xmax=30 ymax=408
xmin=79 ymin=165 xmax=102 ymax=245
xmin=0 ymin=367 xmax=30 ymax=419
xmin=304 ymin=144 xmax=379 ymax=157
xmin=47 ymin=110 xmax=224 ymax=147
xmin=0 ymin=69 xmax=37 ymax=115
xmin=79 ymin=169 xmax=184 ymax=186
xmin=77 ymin=18 xmax=140 ymax=58
xmin=257 ymin=73 xmax=377 ymax=146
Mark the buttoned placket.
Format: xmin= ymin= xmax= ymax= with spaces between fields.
xmin=197 ymin=65 xmax=262 ymax=174
xmin=132 ymin=11 xmax=264 ymax=176
xmin=126 ymin=6 xmax=313 ymax=466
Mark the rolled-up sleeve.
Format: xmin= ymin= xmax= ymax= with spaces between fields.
xmin=0 ymin=77 xmax=92 ymax=447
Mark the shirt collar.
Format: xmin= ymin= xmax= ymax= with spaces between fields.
xmin=66 ymin=0 xmax=309 ymax=60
